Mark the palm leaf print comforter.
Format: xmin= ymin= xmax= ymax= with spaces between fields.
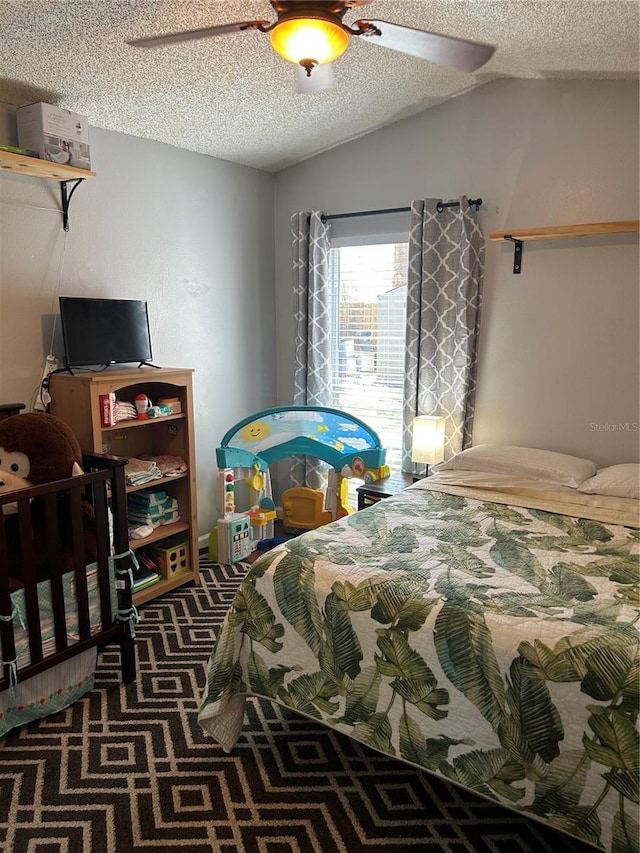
xmin=199 ymin=480 xmax=639 ymax=853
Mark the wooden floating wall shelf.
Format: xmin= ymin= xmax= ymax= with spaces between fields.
xmin=0 ymin=148 xmax=96 ymax=232
xmin=489 ymin=220 xmax=639 ymax=274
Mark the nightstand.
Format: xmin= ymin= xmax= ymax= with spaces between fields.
xmin=356 ymin=471 xmax=416 ymax=511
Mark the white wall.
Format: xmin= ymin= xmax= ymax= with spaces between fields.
xmin=0 ymin=118 xmax=276 ymax=538
xmin=273 ymin=79 xmax=639 ymax=466
xmin=1 ymin=77 xmax=638 ymax=546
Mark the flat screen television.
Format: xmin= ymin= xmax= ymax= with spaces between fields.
xmin=59 ymin=296 xmax=153 ymax=368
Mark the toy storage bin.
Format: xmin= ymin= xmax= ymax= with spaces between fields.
xmin=150 ymin=537 xmax=190 ymax=580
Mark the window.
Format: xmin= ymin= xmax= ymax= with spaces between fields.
xmin=327 ymin=223 xmax=409 ymax=476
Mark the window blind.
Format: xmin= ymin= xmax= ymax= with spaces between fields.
xmin=327 ymin=231 xmax=409 ymax=477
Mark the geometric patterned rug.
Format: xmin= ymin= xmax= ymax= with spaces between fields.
xmin=0 ymin=558 xmax=600 ymax=852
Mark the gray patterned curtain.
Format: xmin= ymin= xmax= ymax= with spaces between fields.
xmin=291 ymin=211 xmax=332 ymax=488
xmin=402 ymin=197 xmax=485 ymax=474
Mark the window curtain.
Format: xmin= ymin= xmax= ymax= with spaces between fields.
xmin=291 ymin=211 xmax=332 ymax=488
xmin=402 ymin=196 xmax=485 ymax=474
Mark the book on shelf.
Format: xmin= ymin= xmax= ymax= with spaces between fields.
xmin=132 ymin=568 xmax=160 ymax=593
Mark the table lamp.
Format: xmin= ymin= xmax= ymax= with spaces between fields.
xmin=411 ymin=415 xmax=446 ymax=477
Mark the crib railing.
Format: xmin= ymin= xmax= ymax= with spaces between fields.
xmin=0 ymin=453 xmax=136 ymax=691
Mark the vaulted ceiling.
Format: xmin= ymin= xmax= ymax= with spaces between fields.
xmin=0 ymin=1 xmax=637 ymax=172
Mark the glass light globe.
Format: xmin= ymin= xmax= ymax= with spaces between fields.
xmin=270 ymin=18 xmax=349 ymax=66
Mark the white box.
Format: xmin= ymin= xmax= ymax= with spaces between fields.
xmin=0 ymin=102 xmax=18 ymax=147
xmin=17 ymin=102 xmax=91 ymax=170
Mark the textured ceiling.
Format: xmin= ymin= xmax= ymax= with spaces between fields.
xmin=0 ymin=1 xmax=638 ymax=172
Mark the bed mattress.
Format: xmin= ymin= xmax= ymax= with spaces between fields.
xmin=199 ymin=473 xmax=639 ymax=853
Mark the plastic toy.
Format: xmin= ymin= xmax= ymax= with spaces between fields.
xmin=282 ymin=486 xmax=332 ymax=530
xmin=217 ymin=514 xmax=254 ymax=564
xmin=209 ymin=406 xmax=387 ymax=562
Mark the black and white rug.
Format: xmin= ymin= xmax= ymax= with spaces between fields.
xmin=0 ymin=559 xmax=598 ymax=852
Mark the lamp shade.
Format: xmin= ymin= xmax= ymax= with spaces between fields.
xmin=270 ymin=18 xmax=349 ymax=66
xmin=411 ymin=416 xmax=446 ymax=465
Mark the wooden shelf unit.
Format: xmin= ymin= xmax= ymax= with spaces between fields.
xmin=489 ymin=220 xmax=639 ymax=273
xmin=0 ymin=148 xmax=95 ymax=231
xmin=0 ymin=148 xmax=96 ymax=180
xmin=49 ymin=367 xmax=198 ymax=605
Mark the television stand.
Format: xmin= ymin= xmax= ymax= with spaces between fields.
xmin=138 ymin=361 xmax=162 ymax=369
xmin=49 ymin=366 xmax=198 ymax=606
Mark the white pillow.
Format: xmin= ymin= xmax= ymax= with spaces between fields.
xmin=578 ymin=464 xmax=640 ymax=499
xmin=436 ymin=445 xmax=598 ymax=488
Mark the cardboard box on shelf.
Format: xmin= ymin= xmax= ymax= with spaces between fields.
xmin=99 ymin=392 xmax=116 ymax=428
xmin=17 ymin=102 xmax=91 ymax=170
xmin=0 ymin=102 xmax=18 ymax=147
xmin=158 ymin=396 xmax=181 ymax=414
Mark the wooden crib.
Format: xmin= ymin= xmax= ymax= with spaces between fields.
xmin=0 ymin=446 xmax=136 ymax=733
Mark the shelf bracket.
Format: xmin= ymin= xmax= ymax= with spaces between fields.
xmin=60 ymin=178 xmax=85 ymax=232
xmin=504 ymin=235 xmax=523 ymax=274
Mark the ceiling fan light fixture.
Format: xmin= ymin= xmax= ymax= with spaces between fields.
xmin=270 ymin=17 xmax=349 ymax=67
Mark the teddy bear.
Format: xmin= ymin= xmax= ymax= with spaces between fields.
xmin=0 ymin=412 xmax=98 ymax=585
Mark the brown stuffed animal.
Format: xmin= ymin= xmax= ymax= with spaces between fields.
xmin=0 ymin=413 xmax=98 ymax=584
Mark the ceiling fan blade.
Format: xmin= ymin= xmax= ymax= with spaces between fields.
xmin=295 ymin=63 xmax=336 ymax=93
xmin=357 ymin=20 xmax=495 ymax=73
xmin=126 ymin=20 xmax=270 ymax=49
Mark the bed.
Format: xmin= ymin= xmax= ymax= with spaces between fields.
xmin=198 ymin=446 xmax=639 ymax=853
xmin=0 ymin=449 xmax=137 ymax=737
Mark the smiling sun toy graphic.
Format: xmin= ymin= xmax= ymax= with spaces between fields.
xmin=240 ymin=419 xmax=272 ymax=443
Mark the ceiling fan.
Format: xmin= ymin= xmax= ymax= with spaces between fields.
xmin=127 ymin=1 xmax=495 ymax=92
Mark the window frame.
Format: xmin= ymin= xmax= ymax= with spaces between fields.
xmin=326 ymin=214 xmax=410 ymax=484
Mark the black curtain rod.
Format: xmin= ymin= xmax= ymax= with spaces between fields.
xmin=320 ymin=198 xmax=482 ymax=222
xmin=323 ymin=206 xmax=409 ymax=221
